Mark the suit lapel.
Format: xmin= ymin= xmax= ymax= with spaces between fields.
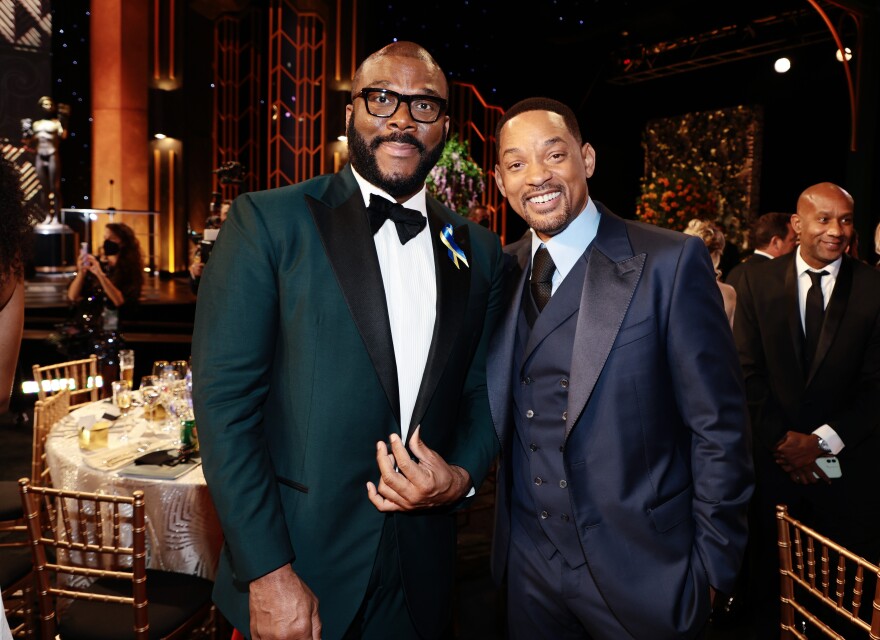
xmin=307 ymin=171 xmax=400 ymax=426
xmin=807 ymin=257 xmax=852 ymax=384
xmin=407 ymin=200 xmax=471 ymax=439
xmin=488 ymin=239 xmax=530 ymax=445
xmin=783 ymin=258 xmax=807 ymax=379
xmin=522 ymin=257 xmax=585 ymax=364
xmin=566 ymin=209 xmax=645 ymax=439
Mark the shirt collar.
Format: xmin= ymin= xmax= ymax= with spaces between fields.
xmin=530 ymin=197 xmax=600 ymax=280
xmin=795 ymin=246 xmax=841 ymax=279
xmin=753 ymin=249 xmax=774 ymax=260
xmin=351 ymin=165 xmax=428 ymax=218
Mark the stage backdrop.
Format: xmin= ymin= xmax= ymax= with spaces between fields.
xmin=636 ymin=105 xmax=763 ymax=251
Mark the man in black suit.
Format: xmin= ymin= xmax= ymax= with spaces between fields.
xmin=725 ymin=211 xmax=797 ymax=291
xmin=734 ymin=182 xmax=880 ymax=636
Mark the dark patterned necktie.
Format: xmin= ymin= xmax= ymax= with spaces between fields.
xmin=367 ymin=194 xmax=427 ymax=245
xmin=803 ymin=270 xmax=828 ymax=368
xmin=530 ymin=246 xmax=556 ymax=312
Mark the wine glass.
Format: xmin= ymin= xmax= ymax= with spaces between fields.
xmin=112 ymin=380 xmax=134 ymax=442
xmin=140 ymin=375 xmax=161 ymax=426
xmin=118 ymin=349 xmax=135 ymax=386
xmin=151 ymin=360 xmax=170 ymax=378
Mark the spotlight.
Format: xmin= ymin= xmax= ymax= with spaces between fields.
xmin=774 ymin=57 xmax=791 ymax=73
xmin=154 ymin=133 xmax=167 ymax=140
xmin=835 ymin=47 xmax=853 ymax=62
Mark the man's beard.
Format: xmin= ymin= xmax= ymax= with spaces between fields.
xmin=347 ymin=119 xmax=445 ymax=199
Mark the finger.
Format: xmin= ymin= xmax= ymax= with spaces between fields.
xmin=388 ymin=434 xmax=420 ymax=478
xmin=407 ymin=425 xmax=438 ymax=465
xmin=312 ymin=614 xmax=321 ymax=640
xmin=811 ymin=463 xmax=830 ymax=484
xmin=366 ymin=481 xmax=403 ymax=512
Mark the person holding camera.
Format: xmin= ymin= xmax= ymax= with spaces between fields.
xmin=189 ymin=200 xmax=230 ymax=294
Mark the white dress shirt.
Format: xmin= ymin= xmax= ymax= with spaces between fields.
xmin=795 ymin=247 xmax=844 ymax=454
xmin=351 ymin=168 xmax=436 ymax=442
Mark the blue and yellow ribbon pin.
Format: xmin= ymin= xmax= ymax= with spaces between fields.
xmin=440 ymin=224 xmax=469 ymax=269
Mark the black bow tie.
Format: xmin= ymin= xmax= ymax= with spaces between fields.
xmin=367 ymin=194 xmax=427 ymax=245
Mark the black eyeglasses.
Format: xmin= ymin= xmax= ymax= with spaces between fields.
xmin=354 ymin=88 xmax=448 ymax=124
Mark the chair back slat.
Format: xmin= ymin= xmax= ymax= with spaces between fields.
xmin=32 ymin=355 xmax=101 ymax=410
xmin=777 ymin=504 xmax=880 ymax=639
xmin=31 ymin=388 xmax=70 ymax=487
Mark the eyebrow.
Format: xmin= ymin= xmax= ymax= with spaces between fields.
xmin=359 ymin=81 xmax=444 ymax=98
xmin=501 ymin=136 xmax=567 ymax=158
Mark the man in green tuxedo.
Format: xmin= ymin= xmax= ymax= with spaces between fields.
xmin=192 ymin=41 xmax=504 ymax=640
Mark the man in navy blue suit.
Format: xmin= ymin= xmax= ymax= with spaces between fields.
xmin=487 ymin=97 xmax=753 ymax=639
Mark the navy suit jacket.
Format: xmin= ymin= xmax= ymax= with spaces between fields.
xmin=488 ymin=204 xmax=753 ymax=639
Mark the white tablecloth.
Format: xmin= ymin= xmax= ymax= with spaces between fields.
xmin=45 ymin=400 xmax=222 ymax=580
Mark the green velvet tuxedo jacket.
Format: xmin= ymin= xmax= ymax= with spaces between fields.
xmin=192 ymin=165 xmax=504 ymax=639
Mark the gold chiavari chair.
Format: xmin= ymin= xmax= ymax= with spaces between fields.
xmin=32 ymin=355 xmax=101 ymax=411
xmin=777 ymin=504 xmax=880 ymax=639
xmin=18 ymin=478 xmax=215 ymax=640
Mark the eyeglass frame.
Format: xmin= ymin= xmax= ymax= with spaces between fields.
xmin=353 ymin=88 xmax=448 ymax=124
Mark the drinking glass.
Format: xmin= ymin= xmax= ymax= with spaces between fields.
xmin=151 ymin=360 xmax=170 ymax=378
xmin=140 ymin=375 xmax=161 ymax=423
xmin=118 ymin=349 xmax=135 ymax=386
xmin=112 ymin=380 xmax=134 ymax=442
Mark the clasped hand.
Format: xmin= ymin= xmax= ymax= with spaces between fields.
xmin=774 ymin=431 xmax=830 ymax=485
xmin=367 ymin=426 xmax=471 ymax=512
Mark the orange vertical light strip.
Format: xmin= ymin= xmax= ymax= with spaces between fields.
xmin=169 ymin=0 xmax=176 ymax=81
xmin=168 ymin=148 xmax=175 ymax=272
xmin=153 ymin=148 xmax=161 ymax=272
xmin=153 ymin=0 xmax=161 ymax=80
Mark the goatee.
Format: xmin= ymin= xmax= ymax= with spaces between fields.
xmin=347 ymin=120 xmax=445 ymax=199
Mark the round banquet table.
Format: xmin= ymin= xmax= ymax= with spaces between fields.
xmin=45 ymin=398 xmax=222 ymax=580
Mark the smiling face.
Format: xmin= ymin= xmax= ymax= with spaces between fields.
xmin=792 ymin=183 xmax=854 ymax=269
xmin=345 ymin=50 xmax=449 ymax=201
xmin=494 ymin=110 xmax=594 ymax=241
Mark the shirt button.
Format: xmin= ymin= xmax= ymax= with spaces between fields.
xmin=540 ymin=510 xmax=549 ymax=520
xmin=562 ymin=411 xmax=567 ymax=421
xmin=559 ymin=479 xmax=568 ymax=488
xmin=522 ymin=377 xmax=532 ymax=385
xmin=534 ymin=477 xmax=543 ymax=486
xmin=561 ymin=513 xmax=570 ymax=522
xmin=526 ymin=409 xmax=534 ymax=418
xmin=529 ymin=443 xmax=538 ymax=452
xmin=560 ymin=378 xmax=569 ymax=389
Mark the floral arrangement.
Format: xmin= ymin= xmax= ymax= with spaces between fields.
xmin=635 ymin=105 xmax=762 ymax=248
xmin=426 ymin=134 xmax=485 ymax=216
xmin=635 ymin=165 xmax=718 ymax=232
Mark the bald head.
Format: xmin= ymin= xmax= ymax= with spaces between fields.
xmin=352 ymin=41 xmax=447 ymax=97
xmin=797 ymin=182 xmax=853 ymax=215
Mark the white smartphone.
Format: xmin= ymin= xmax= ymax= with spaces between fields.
xmin=815 ymin=456 xmax=842 ymax=479
xmin=80 ymin=242 xmax=89 ymax=260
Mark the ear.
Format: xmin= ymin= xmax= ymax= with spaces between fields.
xmin=494 ymin=164 xmax=507 ymax=198
xmin=443 ymin=114 xmax=450 ymax=138
xmin=791 ymin=214 xmax=803 ymax=235
xmin=345 ymin=104 xmax=353 ymax=130
xmin=582 ymin=143 xmax=596 ymax=179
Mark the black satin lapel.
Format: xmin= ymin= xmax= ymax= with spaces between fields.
xmin=783 ymin=262 xmax=806 ymax=379
xmin=566 ymin=250 xmax=645 ymax=439
xmin=488 ymin=249 xmax=528 ymax=445
xmin=307 ymin=192 xmax=400 ymax=426
xmin=408 ymin=205 xmax=471 ymax=438
xmin=807 ymin=259 xmax=852 ymax=384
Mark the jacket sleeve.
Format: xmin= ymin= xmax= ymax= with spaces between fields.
xmin=192 ymin=194 xmax=294 ymax=583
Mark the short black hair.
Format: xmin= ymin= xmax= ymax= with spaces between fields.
xmin=495 ymin=97 xmax=582 ymax=155
xmin=752 ymin=212 xmax=792 ymax=249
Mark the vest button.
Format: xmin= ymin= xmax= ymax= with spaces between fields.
xmin=562 ymin=411 xmax=568 ymax=421
xmin=561 ymin=513 xmax=570 ymax=522
xmin=559 ymin=445 xmax=565 ymax=453
xmin=560 ymin=378 xmax=569 ymax=388
xmin=521 ymin=377 xmax=532 ymax=385
xmin=526 ymin=409 xmax=534 ymax=418
xmin=529 ymin=443 xmax=538 ymax=452
xmin=540 ymin=510 xmax=549 ymax=519
xmin=534 ymin=477 xmax=543 ymax=486
xmin=559 ymin=479 xmax=568 ymax=489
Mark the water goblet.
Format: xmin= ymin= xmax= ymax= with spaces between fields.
xmin=151 ymin=360 xmax=170 ymax=378
xmin=140 ymin=375 xmax=161 ymax=425
xmin=111 ymin=380 xmax=134 ymax=442
xmin=118 ymin=349 xmax=135 ymax=386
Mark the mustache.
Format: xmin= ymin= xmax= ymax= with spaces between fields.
xmin=370 ymin=132 xmax=425 ymax=152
